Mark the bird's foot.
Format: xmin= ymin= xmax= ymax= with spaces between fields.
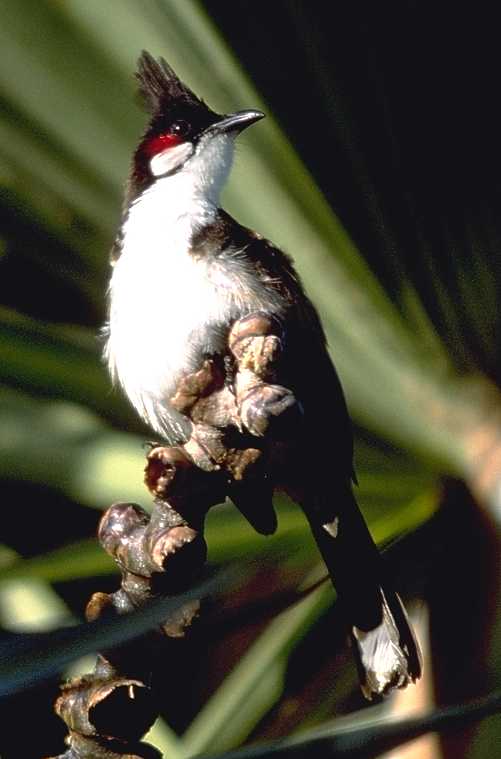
xmin=228 ymin=311 xmax=301 ymax=437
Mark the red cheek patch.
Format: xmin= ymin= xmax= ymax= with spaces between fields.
xmin=144 ymin=133 xmax=183 ymax=157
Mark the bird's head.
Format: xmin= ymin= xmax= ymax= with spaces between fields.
xmin=129 ymin=51 xmax=264 ymax=201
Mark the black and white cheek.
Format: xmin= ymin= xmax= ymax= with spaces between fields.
xmin=150 ymin=142 xmax=195 ymax=177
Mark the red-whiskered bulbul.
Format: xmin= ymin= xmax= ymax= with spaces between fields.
xmin=105 ymin=51 xmax=422 ymax=698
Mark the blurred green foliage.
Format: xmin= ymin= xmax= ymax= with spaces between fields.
xmin=1 ymin=2 xmax=501 ymax=758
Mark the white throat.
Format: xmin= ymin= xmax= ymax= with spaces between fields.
xmin=140 ymin=131 xmax=235 ymax=240
xmin=162 ymin=131 xmax=235 ymax=210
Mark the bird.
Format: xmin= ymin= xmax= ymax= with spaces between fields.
xmin=105 ymin=51 xmax=422 ymax=698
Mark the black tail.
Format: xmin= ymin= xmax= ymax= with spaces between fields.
xmin=303 ymin=486 xmax=422 ymax=699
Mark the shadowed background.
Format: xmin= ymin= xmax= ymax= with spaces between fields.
xmin=1 ymin=1 xmax=501 ymax=757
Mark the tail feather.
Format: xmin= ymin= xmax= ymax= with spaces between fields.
xmin=302 ymin=486 xmax=422 ymax=699
xmin=352 ymin=588 xmax=422 ymax=699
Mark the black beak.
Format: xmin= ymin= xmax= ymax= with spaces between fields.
xmin=204 ymin=109 xmax=265 ymax=136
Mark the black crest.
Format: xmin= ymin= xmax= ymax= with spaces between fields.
xmin=136 ymin=51 xmax=202 ymax=113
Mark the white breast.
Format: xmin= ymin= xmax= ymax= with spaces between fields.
xmin=105 ymin=167 xmax=285 ymax=440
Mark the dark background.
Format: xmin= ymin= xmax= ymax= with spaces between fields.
xmin=204 ymin=0 xmax=501 ymax=376
xmin=2 ymin=2 xmax=501 ymax=757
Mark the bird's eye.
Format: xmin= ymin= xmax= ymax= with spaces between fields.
xmin=170 ymin=120 xmax=190 ymax=137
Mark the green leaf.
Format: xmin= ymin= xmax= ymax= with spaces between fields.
xmin=0 ymin=385 xmax=147 ymax=509
xmin=182 ymin=577 xmax=333 ymax=757
xmin=0 ymin=567 xmax=234 ymax=697
xmin=0 ymin=308 xmax=133 ymax=426
xmin=200 ymin=688 xmax=501 ymax=759
xmin=181 ymin=489 xmax=438 ymax=755
xmin=145 ymin=718 xmax=186 ymax=759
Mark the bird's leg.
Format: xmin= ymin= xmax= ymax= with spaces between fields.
xmin=228 ymin=312 xmax=301 ymax=437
